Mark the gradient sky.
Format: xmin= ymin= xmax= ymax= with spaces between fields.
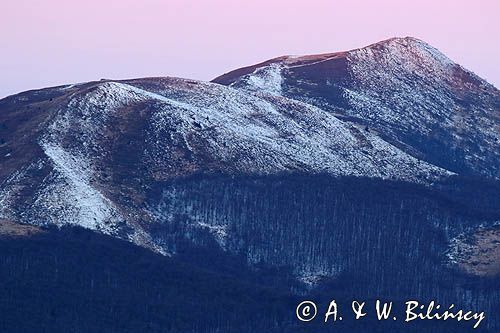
xmin=1 ymin=0 xmax=499 ymax=98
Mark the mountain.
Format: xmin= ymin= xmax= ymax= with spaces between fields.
xmin=214 ymin=37 xmax=500 ymax=179
xmin=0 ymin=64 xmax=452 ymax=253
xmin=0 ymin=37 xmax=499 ymax=332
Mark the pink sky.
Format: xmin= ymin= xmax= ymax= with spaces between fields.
xmin=1 ymin=0 xmax=499 ymax=97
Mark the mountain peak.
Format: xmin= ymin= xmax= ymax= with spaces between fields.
xmin=374 ymin=36 xmax=424 ymax=45
xmin=212 ymin=37 xmax=455 ymax=87
xmin=354 ymin=36 xmax=454 ymax=66
xmin=212 ymin=38 xmax=499 ymax=179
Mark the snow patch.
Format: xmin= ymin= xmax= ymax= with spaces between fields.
xmin=231 ymin=63 xmax=283 ymax=95
xmin=37 ymin=142 xmax=119 ymax=231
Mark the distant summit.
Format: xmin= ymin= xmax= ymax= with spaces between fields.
xmin=213 ymin=37 xmax=500 ymax=178
xmin=212 ymin=37 xmax=452 ymax=86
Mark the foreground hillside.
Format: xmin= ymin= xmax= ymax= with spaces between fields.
xmin=1 ymin=219 xmax=498 ymax=332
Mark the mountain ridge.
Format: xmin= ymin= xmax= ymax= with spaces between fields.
xmin=213 ymin=37 xmax=500 ymax=179
xmin=213 ymin=36 xmax=497 ymax=89
xmin=0 ymin=36 xmax=498 ymax=279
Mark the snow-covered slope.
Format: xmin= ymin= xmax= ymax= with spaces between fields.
xmin=214 ymin=37 xmax=500 ymax=179
xmin=0 ymin=76 xmax=450 ymax=243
